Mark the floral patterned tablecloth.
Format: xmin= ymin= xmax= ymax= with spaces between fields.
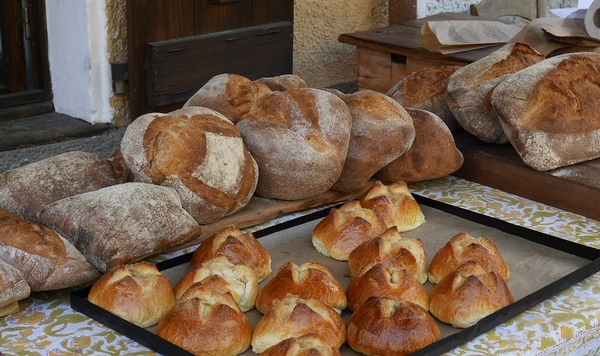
xmin=1 ymin=176 xmax=599 ymax=356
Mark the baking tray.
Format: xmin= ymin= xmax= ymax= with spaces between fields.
xmin=71 ymin=194 xmax=600 ymax=355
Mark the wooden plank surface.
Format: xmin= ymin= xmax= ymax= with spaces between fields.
xmin=453 ymin=133 xmax=600 ymax=222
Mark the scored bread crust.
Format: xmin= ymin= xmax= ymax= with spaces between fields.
xmin=255 ymin=74 xmax=308 ymax=92
xmin=429 ymin=260 xmax=514 ymax=328
xmin=190 ymin=225 xmax=271 ymax=282
xmin=88 ymin=261 xmax=175 ymax=328
xmin=445 ymin=42 xmax=545 ymax=144
xmin=491 ymin=52 xmax=600 ymax=171
xmin=346 ymin=297 xmax=440 ymax=356
xmin=255 ymin=260 xmax=347 ymax=314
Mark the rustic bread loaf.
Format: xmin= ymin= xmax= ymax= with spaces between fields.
xmin=38 ymin=182 xmax=201 ymax=273
xmin=255 ymin=260 xmax=347 ymax=314
xmin=251 ymin=296 xmax=346 ymax=354
xmin=346 ymin=297 xmax=440 ymax=356
xmin=255 ymin=74 xmax=309 ymax=91
xmin=157 ymin=284 xmax=252 ymax=356
xmin=388 ymin=65 xmax=463 ymax=133
xmin=236 ymin=88 xmax=352 ymax=200
xmin=183 ymin=73 xmax=271 ymax=123
xmin=0 ymin=260 xmax=30 ymax=316
xmin=0 ymin=207 xmax=100 ymax=291
xmin=190 ymin=225 xmax=271 ymax=282
xmin=347 ymin=226 xmax=427 ymax=283
xmin=429 ymin=260 xmax=513 ymax=328
xmin=359 ymin=180 xmax=425 ymax=232
xmin=311 ymin=200 xmax=387 ymax=261
xmin=173 ymin=255 xmax=258 ymax=312
xmin=428 ymin=232 xmax=509 ymax=284
xmin=329 ymin=90 xmax=416 ymax=193
xmin=107 ymin=149 xmax=134 ymax=184
xmin=346 ymin=262 xmax=429 ymax=312
xmin=375 ymin=108 xmax=464 ymax=183
xmin=445 ymin=42 xmax=545 ymax=144
xmin=88 ymin=261 xmax=175 ymax=328
xmin=0 ymin=151 xmax=117 ymax=222
xmin=491 ymin=52 xmax=600 ymax=171
xmin=120 ymin=106 xmax=259 ymax=224
xmin=261 ymin=334 xmax=342 ymax=356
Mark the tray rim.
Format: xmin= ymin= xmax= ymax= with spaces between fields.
xmin=70 ymin=193 xmax=600 ymax=356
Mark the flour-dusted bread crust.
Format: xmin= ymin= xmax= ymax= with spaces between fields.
xmin=388 ymin=65 xmax=463 ymax=133
xmin=120 ymin=106 xmax=258 ymax=224
xmin=236 ymin=88 xmax=352 ymax=200
xmin=0 ymin=151 xmax=117 ymax=222
xmin=0 ymin=207 xmax=100 ymax=291
xmin=183 ymin=73 xmax=271 ymax=123
xmin=492 ymin=52 xmax=600 ymax=171
xmin=38 ymin=182 xmax=201 ymax=273
xmin=0 ymin=260 xmax=30 ymax=316
xmin=375 ymin=109 xmax=463 ymax=183
xmin=329 ymin=90 xmax=416 ymax=193
xmin=255 ymin=74 xmax=309 ymax=92
xmin=445 ymin=42 xmax=544 ymax=143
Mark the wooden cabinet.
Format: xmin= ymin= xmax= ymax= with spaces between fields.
xmin=127 ymin=0 xmax=293 ymax=120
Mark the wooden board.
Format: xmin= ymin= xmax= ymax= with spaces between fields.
xmin=452 ymin=132 xmax=600 ymax=222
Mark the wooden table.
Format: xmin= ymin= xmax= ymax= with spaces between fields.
xmin=338 ymin=12 xmax=502 ymax=93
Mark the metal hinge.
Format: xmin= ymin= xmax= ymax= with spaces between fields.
xmin=111 ymin=62 xmax=129 ymax=95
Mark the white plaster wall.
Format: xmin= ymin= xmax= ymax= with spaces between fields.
xmin=45 ymin=0 xmax=114 ymax=124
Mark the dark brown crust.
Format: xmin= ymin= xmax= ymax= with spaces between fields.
xmin=389 ymin=65 xmax=461 ymax=107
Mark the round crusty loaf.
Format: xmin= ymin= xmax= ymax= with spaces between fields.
xmin=375 ymin=108 xmax=464 ymax=183
xmin=38 ymin=182 xmax=201 ymax=274
xmin=0 ymin=260 xmax=30 ymax=316
xmin=236 ymin=88 xmax=352 ymax=201
xmin=311 ymin=200 xmax=387 ymax=261
xmin=261 ymin=334 xmax=342 ymax=356
xmin=347 ymin=226 xmax=427 ymax=283
xmin=346 ymin=262 xmax=429 ymax=312
xmin=183 ymin=73 xmax=271 ymax=123
xmin=157 ymin=284 xmax=252 ymax=356
xmin=174 ymin=255 xmax=258 ymax=312
xmin=251 ymin=296 xmax=346 ymax=354
xmin=428 ymin=232 xmax=510 ymax=284
xmin=88 ymin=261 xmax=175 ymax=328
xmin=255 ymin=260 xmax=347 ymax=314
xmin=491 ymin=52 xmax=600 ymax=171
xmin=445 ymin=42 xmax=545 ymax=144
xmin=0 ymin=207 xmax=100 ymax=291
xmin=0 ymin=151 xmax=117 ymax=222
xmin=190 ymin=225 xmax=271 ymax=282
xmin=329 ymin=90 xmax=416 ymax=193
xmin=387 ymin=65 xmax=463 ymax=133
xmin=120 ymin=106 xmax=259 ymax=224
xmin=346 ymin=296 xmax=441 ymax=356
xmin=255 ymin=74 xmax=308 ymax=92
xmin=429 ymin=260 xmax=513 ymax=328
xmin=359 ymin=180 xmax=425 ymax=232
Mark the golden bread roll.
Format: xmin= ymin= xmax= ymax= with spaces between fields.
xmin=261 ymin=334 xmax=342 ymax=356
xmin=190 ymin=225 xmax=271 ymax=282
xmin=311 ymin=200 xmax=387 ymax=261
xmin=255 ymin=74 xmax=308 ymax=91
xmin=88 ymin=261 xmax=175 ymax=328
xmin=329 ymin=89 xmax=416 ymax=193
xmin=346 ymin=296 xmax=441 ymax=356
xmin=183 ymin=73 xmax=271 ymax=123
xmin=359 ymin=180 xmax=425 ymax=232
xmin=346 ymin=262 xmax=429 ymax=312
xmin=429 ymin=260 xmax=514 ymax=328
xmin=157 ymin=284 xmax=252 ymax=356
xmin=428 ymin=232 xmax=509 ymax=284
xmin=255 ymin=260 xmax=347 ymax=314
xmin=347 ymin=226 xmax=427 ymax=283
xmin=174 ymin=255 xmax=258 ymax=312
xmin=251 ymin=296 xmax=346 ymax=354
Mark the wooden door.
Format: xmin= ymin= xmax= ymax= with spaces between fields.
xmin=127 ymin=0 xmax=293 ymax=121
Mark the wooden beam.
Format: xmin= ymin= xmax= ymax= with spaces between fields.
xmin=389 ymin=0 xmax=417 ymax=25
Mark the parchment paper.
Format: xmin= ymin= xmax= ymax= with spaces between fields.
xmin=154 ymin=204 xmax=589 ymax=355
